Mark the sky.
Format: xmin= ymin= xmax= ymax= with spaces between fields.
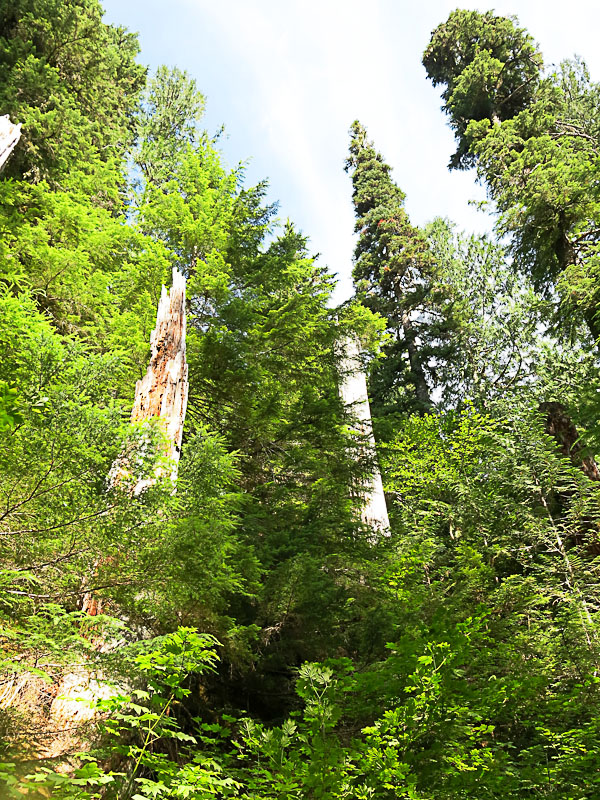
xmin=103 ymin=0 xmax=600 ymax=302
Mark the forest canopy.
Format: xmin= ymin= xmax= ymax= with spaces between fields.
xmin=2 ymin=3 xmax=600 ymax=799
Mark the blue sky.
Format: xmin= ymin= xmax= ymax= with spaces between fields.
xmin=103 ymin=0 xmax=600 ymax=302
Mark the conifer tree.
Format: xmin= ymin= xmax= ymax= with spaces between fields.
xmin=346 ymin=121 xmax=448 ymax=417
xmin=134 ymin=66 xmax=206 ymax=190
xmin=0 ymin=0 xmax=146 ymax=183
xmin=423 ymin=10 xmax=600 ymax=343
xmin=422 ymin=10 xmax=541 ymax=170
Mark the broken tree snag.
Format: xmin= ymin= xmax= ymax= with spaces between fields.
xmin=130 ymin=267 xmax=189 ymax=488
xmin=84 ymin=268 xmax=188 ymax=634
xmin=338 ymin=336 xmax=390 ymax=536
xmin=0 ymin=114 xmax=21 ymax=171
xmin=45 ymin=270 xmax=190 ymax=757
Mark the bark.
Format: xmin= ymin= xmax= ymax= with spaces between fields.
xmin=132 ymin=267 xmax=188 ymax=476
xmin=540 ymin=401 xmax=599 ymax=482
xmin=46 ymin=269 xmax=189 ymax=758
xmin=540 ymin=401 xmax=600 ymax=557
xmin=111 ymin=267 xmax=189 ymax=492
xmin=0 ymin=114 xmax=21 ymax=171
xmin=401 ymin=310 xmax=433 ymax=410
xmin=338 ymin=336 xmax=390 ymax=536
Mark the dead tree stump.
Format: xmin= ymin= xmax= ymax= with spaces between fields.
xmin=110 ymin=267 xmax=189 ymax=493
xmin=47 ymin=269 xmax=189 ymax=757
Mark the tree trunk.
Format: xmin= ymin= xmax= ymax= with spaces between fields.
xmin=540 ymin=400 xmax=600 ymax=557
xmin=111 ymin=267 xmax=189 ymax=493
xmin=401 ymin=310 xmax=433 ymax=410
xmin=46 ymin=269 xmax=189 ymax=757
xmin=540 ymin=401 xmax=599 ymax=482
xmin=338 ymin=336 xmax=390 ymax=536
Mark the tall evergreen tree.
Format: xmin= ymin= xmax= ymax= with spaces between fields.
xmin=422 ymin=10 xmax=542 ymax=170
xmin=346 ymin=121 xmax=451 ymax=417
xmin=0 ymin=0 xmax=146 ymax=184
xmin=424 ymin=10 xmax=600 ymax=343
xmin=134 ymin=65 xmax=206 ymax=190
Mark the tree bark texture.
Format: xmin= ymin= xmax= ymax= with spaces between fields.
xmin=46 ymin=269 xmax=189 ymax=756
xmin=338 ymin=336 xmax=390 ymax=536
xmin=132 ymin=266 xmax=188 ymax=480
xmin=540 ymin=401 xmax=600 ymax=482
xmin=110 ymin=268 xmax=189 ymax=493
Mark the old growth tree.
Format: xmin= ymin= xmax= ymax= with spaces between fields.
xmin=2 ymin=3 xmax=600 ymax=798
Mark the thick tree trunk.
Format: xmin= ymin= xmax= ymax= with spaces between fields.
xmin=0 ymin=115 xmax=21 ymax=171
xmin=540 ymin=401 xmax=600 ymax=558
xmin=338 ymin=336 xmax=390 ymax=536
xmin=46 ymin=269 xmax=189 ymax=757
xmin=111 ymin=267 xmax=189 ymax=493
xmin=131 ymin=267 xmax=188 ymax=480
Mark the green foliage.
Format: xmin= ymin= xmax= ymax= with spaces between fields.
xmin=423 ymin=9 xmax=542 ymax=169
xmin=424 ymin=11 xmax=600 ymax=343
xmin=0 ymin=0 xmax=146 ymax=183
xmin=13 ymin=628 xmax=239 ymax=800
xmin=346 ymin=121 xmax=443 ymax=416
xmin=234 ymin=661 xmax=353 ymax=798
xmin=376 ymin=405 xmax=600 ymax=796
xmin=134 ymin=66 xmax=206 ymax=189
xmin=4 ymin=2 xmax=600 ymax=797
xmin=424 ymin=218 xmax=546 ymax=406
xmin=0 ymin=381 xmax=23 ymax=431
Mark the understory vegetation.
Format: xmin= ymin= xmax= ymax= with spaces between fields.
xmin=2 ymin=3 xmax=600 ymax=797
